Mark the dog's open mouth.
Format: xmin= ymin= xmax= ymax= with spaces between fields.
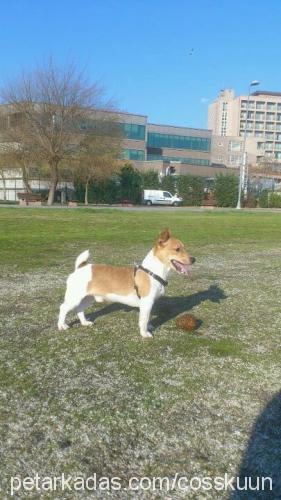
xmin=171 ymin=259 xmax=191 ymax=276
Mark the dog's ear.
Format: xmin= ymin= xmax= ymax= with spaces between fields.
xmin=158 ymin=228 xmax=171 ymax=245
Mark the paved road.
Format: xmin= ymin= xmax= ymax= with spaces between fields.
xmin=1 ymin=204 xmax=281 ymax=213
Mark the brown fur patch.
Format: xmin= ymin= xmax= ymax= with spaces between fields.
xmin=134 ymin=269 xmax=150 ymax=298
xmin=87 ymin=265 xmax=150 ymax=297
xmin=78 ymin=262 xmax=88 ymax=269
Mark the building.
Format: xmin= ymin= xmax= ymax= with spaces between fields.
xmin=118 ymin=111 xmax=211 ymax=169
xmin=210 ymin=135 xmax=259 ymax=169
xmin=208 ymin=89 xmax=281 ymax=167
xmin=0 ymin=106 xmax=213 ymax=201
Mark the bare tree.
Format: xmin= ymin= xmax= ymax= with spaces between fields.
xmin=0 ymin=140 xmax=35 ymax=193
xmin=0 ymin=59 xmax=116 ymax=204
xmin=77 ymin=120 xmax=122 ymax=205
xmin=0 ymin=166 xmax=7 ymax=201
xmin=249 ymin=159 xmax=281 ymax=178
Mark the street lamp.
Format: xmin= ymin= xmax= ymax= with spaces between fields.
xmin=236 ymin=80 xmax=260 ymax=209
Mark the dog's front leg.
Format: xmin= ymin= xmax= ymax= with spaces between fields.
xmin=139 ymin=297 xmax=154 ymax=338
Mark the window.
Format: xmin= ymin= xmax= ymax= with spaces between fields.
xmin=256 ymin=101 xmax=265 ymax=110
xmin=241 ymin=100 xmax=254 ymax=109
xmin=266 ymin=123 xmax=275 ymax=131
xmin=120 ymin=123 xmax=146 ymax=140
xmin=163 ymin=192 xmax=172 ymax=198
xmin=255 ymin=122 xmax=264 ymax=130
xmin=146 ymin=153 xmax=210 ymax=166
xmin=266 ymin=113 xmax=275 ymax=121
xmin=267 ymin=102 xmax=276 ymax=111
xmin=228 ymin=155 xmax=242 ymax=165
xmin=123 ymin=149 xmax=145 ymax=161
xmin=229 ymin=140 xmax=242 ymax=151
xmin=265 ymin=132 xmax=274 ymax=140
xmin=147 ymin=133 xmax=211 ymax=151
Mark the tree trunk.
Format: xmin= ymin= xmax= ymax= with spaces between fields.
xmin=84 ymin=179 xmax=89 ymax=205
xmin=47 ymin=163 xmax=58 ymax=205
xmin=0 ymin=170 xmax=7 ymax=201
xmin=22 ymin=164 xmax=32 ymax=193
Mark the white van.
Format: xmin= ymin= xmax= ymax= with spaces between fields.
xmin=143 ymin=190 xmax=182 ymax=206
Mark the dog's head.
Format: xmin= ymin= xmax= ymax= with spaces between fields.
xmin=154 ymin=228 xmax=195 ymax=276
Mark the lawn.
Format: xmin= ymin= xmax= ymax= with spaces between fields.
xmin=1 ymin=207 xmax=281 ymax=498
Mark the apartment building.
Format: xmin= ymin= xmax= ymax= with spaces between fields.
xmin=208 ymin=89 xmax=281 ymax=167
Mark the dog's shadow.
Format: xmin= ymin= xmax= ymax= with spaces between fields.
xmin=151 ymin=284 xmax=227 ymax=329
xmin=74 ymin=284 xmax=227 ymax=330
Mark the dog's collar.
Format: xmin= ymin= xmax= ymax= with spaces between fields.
xmin=134 ymin=264 xmax=168 ymax=298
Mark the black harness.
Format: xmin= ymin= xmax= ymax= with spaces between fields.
xmin=134 ymin=264 xmax=168 ymax=299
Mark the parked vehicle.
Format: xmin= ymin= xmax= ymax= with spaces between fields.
xmin=143 ymin=190 xmax=182 ymax=206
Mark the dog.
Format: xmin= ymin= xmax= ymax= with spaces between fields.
xmin=58 ymin=228 xmax=195 ymax=337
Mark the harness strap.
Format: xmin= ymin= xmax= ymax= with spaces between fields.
xmin=134 ymin=264 xmax=168 ymax=299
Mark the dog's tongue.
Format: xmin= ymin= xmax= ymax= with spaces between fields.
xmin=173 ymin=260 xmax=191 ymax=276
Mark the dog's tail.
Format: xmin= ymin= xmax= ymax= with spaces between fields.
xmin=75 ymin=250 xmax=90 ymax=270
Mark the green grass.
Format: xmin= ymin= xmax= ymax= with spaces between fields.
xmin=1 ymin=207 xmax=281 ymax=269
xmin=1 ymin=207 xmax=281 ymax=498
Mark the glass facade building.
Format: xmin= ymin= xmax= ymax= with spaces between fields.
xmin=118 ymin=112 xmax=211 ymax=168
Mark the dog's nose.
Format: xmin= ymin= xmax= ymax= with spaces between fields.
xmin=190 ymin=256 xmax=196 ymax=264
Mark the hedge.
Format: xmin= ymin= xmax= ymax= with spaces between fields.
xmin=75 ymin=167 xmax=205 ymax=205
xmin=214 ymin=174 xmax=239 ymax=207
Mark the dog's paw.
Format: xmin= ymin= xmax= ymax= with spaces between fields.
xmin=81 ymin=320 xmax=93 ymax=327
xmin=141 ymin=331 xmax=153 ymax=339
xmin=58 ymin=323 xmax=69 ymax=331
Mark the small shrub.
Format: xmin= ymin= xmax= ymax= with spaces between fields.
xmin=119 ymin=164 xmax=142 ymax=204
xmin=269 ymin=192 xmax=281 ymax=208
xmin=258 ymin=190 xmax=269 ymax=208
xmin=141 ymin=171 xmax=160 ymax=190
xmin=214 ymin=174 xmax=239 ymax=207
xmin=160 ymin=175 xmax=176 ymax=193
xmin=177 ymin=175 xmax=204 ymax=206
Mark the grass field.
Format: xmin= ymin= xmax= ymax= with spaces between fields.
xmin=1 ymin=207 xmax=281 ymax=498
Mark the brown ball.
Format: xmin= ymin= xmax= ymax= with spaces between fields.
xmin=176 ymin=313 xmax=198 ymax=331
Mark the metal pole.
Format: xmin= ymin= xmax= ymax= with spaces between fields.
xmin=236 ymin=81 xmax=260 ymax=208
xmin=236 ymin=85 xmax=250 ymax=209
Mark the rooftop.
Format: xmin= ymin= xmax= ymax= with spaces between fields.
xmin=251 ymin=91 xmax=281 ymax=97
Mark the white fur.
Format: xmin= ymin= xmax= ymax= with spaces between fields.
xmin=58 ymin=248 xmax=171 ymax=337
xmin=75 ymin=249 xmax=90 ymax=270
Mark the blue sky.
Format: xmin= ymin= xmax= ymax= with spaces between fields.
xmin=1 ymin=0 xmax=281 ymax=128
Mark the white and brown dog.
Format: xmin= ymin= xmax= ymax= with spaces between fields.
xmin=58 ymin=229 xmax=195 ymax=337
